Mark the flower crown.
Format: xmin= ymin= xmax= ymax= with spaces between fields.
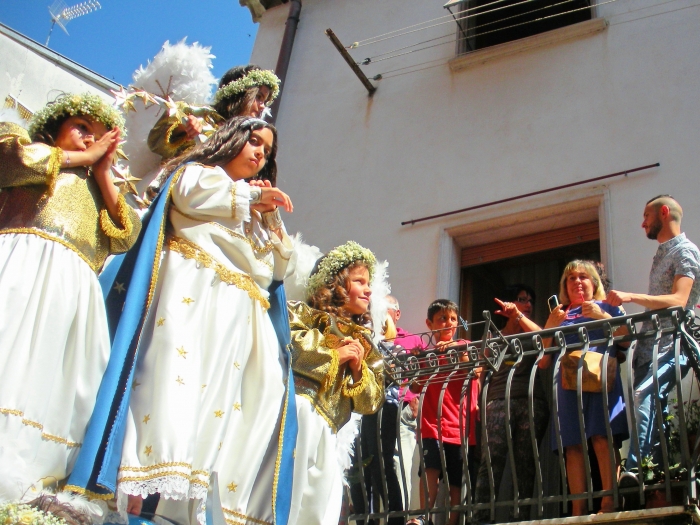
xmin=212 ymin=69 xmax=280 ymax=106
xmin=28 ymin=93 xmax=125 ymax=141
xmin=0 ymin=503 xmax=68 ymax=525
xmin=307 ymin=241 xmax=376 ymax=298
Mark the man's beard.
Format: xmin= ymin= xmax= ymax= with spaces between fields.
xmin=646 ymin=218 xmax=662 ymax=240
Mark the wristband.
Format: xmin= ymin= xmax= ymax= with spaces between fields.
xmin=250 ymin=187 xmax=262 ymax=205
xmin=514 ymin=312 xmax=524 ymax=323
xmin=65 ymin=152 xmax=70 ymax=166
xmin=261 ymin=208 xmax=283 ymax=230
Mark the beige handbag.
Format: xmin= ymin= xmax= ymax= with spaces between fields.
xmin=560 ymin=350 xmax=616 ymax=393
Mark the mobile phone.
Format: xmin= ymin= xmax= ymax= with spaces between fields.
xmin=548 ymin=295 xmax=560 ymax=312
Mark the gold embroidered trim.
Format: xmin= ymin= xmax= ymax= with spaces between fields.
xmin=146 ymin=167 xmax=185 ymax=310
xmin=120 ymin=461 xmax=192 ymax=472
xmin=63 ymin=484 xmax=114 ymax=500
xmin=100 ymin=194 xmax=134 ymax=240
xmin=47 ymin=147 xmax=62 ymax=196
xmin=167 ymin=236 xmax=269 ymax=310
xmin=0 ymin=228 xmax=99 ymax=272
xmin=320 ymin=349 xmax=340 ymax=394
xmin=272 ymin=360 xmax=291 ymax=520
xmin=211 ymin=222 xmax=275 ymax=257
xmin=222 ymin=507 xmax=272 ymax=525
xmin=161 ymin=115 xmax=194 ymax=158
xmin=171 ymin=208 xmax=275 ymax=258
xmin=342 ymin=361 xmax=371 ymax=397
xmin=1 ymin=407 xmax=81 ymax=447
xmin=118 ymin=470 xmax=209 ymax=486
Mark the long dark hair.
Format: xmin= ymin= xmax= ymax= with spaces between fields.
xmin=213 ymin=65 xmax=270 ymax=120
xmin=160 ymin=116 xmax=277 ymax=185
xmin=307 ymin=261 xmax=373 ymax=326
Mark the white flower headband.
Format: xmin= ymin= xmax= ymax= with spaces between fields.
xmin=307 ymin=241 xmax=377 ymax=298
xmin=28 ymin=92 xmax=125 ymax=141
xmin=212 ymin=69 xmax=280 ymax=106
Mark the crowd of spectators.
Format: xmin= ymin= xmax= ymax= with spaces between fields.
xmin=348 ymin=195 xmax=700 ymax=524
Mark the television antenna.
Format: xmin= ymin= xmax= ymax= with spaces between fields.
xmin=46 ymin=0 xmax=101 ymax=47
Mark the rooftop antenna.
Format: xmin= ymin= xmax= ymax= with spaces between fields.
xmin=46 ymin=0 xmax=101 ymax=47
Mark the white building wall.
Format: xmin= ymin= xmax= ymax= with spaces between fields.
xmin=252 ymin=0 xmax=700 ymax=332
xmin=0 ymin=23 xmax=118 ymax=119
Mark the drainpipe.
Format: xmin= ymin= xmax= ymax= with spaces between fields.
xmin=269 ymin=0 xmax=302 ymax=125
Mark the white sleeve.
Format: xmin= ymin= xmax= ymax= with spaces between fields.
xmin=172 ymin=164 xmax=251 ymax=222
xmin=270 ymin=225 xmax=297 ymax=281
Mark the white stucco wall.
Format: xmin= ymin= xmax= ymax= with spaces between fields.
xmin=0 ymin=23 xmax=118 ymax=118
xmin=252 ymin=0 xmax=700 ymax=332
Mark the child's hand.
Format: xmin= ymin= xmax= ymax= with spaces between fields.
xmin=84 ymin=128 xmax=120 ymax=166
xmin=251 ymin=185 xmax=293 ymax=213
xmin=183 ymin=115 xmax=203 ymax=139
xmin=337 ymin=338 xmax=364 ymax=366
xmin=92 ymin=134 xmax=120 ymax=183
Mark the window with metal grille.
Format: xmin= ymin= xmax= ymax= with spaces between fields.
xmin=446 ymin=0 xmax=593 ymax=54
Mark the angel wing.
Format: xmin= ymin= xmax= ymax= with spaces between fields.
xmin=119 ymin=39 xmax=218 ymax=197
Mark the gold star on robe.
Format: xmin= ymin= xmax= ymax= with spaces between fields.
xmin=201 ymin=384 xmax=207 ymax=391
xmin=132 ymin=380 xmax=141 ymax=391
xmin=227 ymin=482 xmax=237 ymax=492
xmin=177 ymin=346 xmax=187 ymax=359
xmin=157 ymin=317 xmax=166 ymax=327
xmin=113 ymin=282 xmax=126 ymax=294
xmin=182 ymin=297 xmax=194 ymax=305
xmin=144 ymin=446 xmax=152 ymax=456
xmin=214 ymin=410 xmax=224 ymax=418
xmin=176 ymin=376 xmax=185 ymax=386
xmin=143 ymin=414 xmax=151 ymax=424
xmin=233 ymin=402 xmax=241 ymax=411
xmin=234 ymin=362 xmax=241 ymax=370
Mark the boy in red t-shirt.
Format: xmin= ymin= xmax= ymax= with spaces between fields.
xmin=408 ymin=299 xmax=479 ymax=525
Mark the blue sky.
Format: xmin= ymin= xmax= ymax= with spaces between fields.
xmin=0 ymin=0 xmax=259 ymax=86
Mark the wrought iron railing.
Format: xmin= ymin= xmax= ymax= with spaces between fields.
xmin=342 ymin=307 xmax=700 ymax=524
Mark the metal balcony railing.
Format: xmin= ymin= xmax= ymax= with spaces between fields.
xmin=342 ymin=307 xmax=700 ymax=524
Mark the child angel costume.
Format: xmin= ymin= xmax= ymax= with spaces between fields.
xmin=0 ymin=122 xmax=140 ymax=500
xmin=112 ymin=162 xmax=297 ymax=525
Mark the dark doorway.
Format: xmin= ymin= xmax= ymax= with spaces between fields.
xmin=460 ymin=240 xmax=600 ymax=340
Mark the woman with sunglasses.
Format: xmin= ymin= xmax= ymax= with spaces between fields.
xmin=474 ymin=284 xmax=549 ymax=522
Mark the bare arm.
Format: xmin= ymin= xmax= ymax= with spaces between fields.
xmin=494 ymin=297 xmax=542 ymax=335
xmin=538 ymin=305 xmax=567 ymax=369
xmin=91 ymin=130 xmax=121 ymax=221
xmin=606 ymin=275 xmax=695 ymax=310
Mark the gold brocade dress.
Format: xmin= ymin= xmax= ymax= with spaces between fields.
xmin=287 ymin=301 xmax=385 ymax=525
xmin=0 ymin=123 xmax=141 ymax=500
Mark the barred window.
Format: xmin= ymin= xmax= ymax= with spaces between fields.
xmin=447 ymin=0 xmax=594 ymax=54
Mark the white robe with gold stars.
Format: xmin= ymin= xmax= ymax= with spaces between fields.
xmin=117 ymin=163 xmax=295 ymax=525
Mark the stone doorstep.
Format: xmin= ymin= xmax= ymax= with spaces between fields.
xmin=508 ymin=506 xmax=700 ymax=525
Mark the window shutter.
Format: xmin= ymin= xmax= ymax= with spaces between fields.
xmin=461 ymin=221 xmax=599 ymax=267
